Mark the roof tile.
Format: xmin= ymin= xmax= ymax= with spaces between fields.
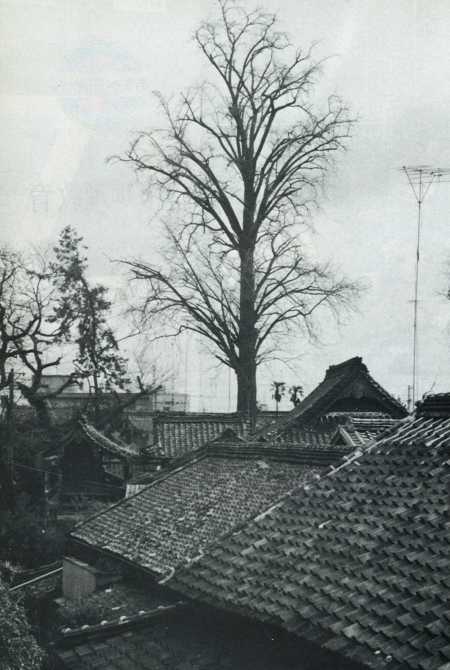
xmin=171 ymin=411 xmax=450 ymax=670
xmin=71 ymin=449 xmax=323 ymax=578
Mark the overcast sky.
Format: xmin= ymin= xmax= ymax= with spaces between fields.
xmin=1 ymin=0 xmax=450 ymax=411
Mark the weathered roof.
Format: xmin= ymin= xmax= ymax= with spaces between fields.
xmin=151 ymin=413 xmax=245 ymax=458
xmin=416 ymin=393 xmax=450 ymax=418
xmin=256 ymin=357 xmax=407 ymax=442
xmin=51 ymin=604 xmax=348 ymax=670
xmin=56 ymin=581 xmax=181 ymax=632
xmin=171 ymin=406 xmax=450 ymax=670
xmin=70 ymin=444 xmax=330 ymax=579
xmin=69 ymin=421 xmax=140 ymax=459
xmin=262 ymin=412 xmax=400 ymax=450
xmin=269 ymin=424 xmax=336 ymax=448
xmin=330 ymin=414 xmax=402 ymax=448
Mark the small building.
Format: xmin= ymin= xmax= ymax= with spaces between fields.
xmin=56 ymin=420 xmax=146 ymax=512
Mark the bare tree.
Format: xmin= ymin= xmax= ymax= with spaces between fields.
xmin=129 ymin=228 xmax=358 ymax=372
xmin=0 ymin=248 xmax=77 ymax=427
xmin=120 ymin=1 xmax=359 ymax=424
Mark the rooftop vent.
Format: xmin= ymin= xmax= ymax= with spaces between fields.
xmin=415 ymin=393 xmax=450 ymax=418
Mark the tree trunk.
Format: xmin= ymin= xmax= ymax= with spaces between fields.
xmin=237 ymin=245 xmax=257 ymax=429
xmin=92 ymin=372 xmax=101 ymax=427
xmin=0 ymin=371 xmax=15 ymax=511
xmin=18 ymin=385 xmax=52 ymax=429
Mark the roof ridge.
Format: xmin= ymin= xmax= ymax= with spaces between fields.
xmin=55 ymin=602 xmax=186 ymax=646
xmin=80 ymin=421 xmax=139 ymax=458
xmin=166 ymin=443 xmax=360 ymax=586
xmin=324 ymin=356 xmax=365 ymax=377
xmin=359 ymin=367 xmax=406 ymax=413
xmin=154 ymin=413 xmax=243 ymax=423
xmin=207 ymin=441 xmax=350 ymax=457
xmin=171 ymin=417 xmax=413 ymax=581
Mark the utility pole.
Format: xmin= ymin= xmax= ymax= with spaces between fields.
xmin=402 ymin=166 xmax=450 ymax=407
xmin=407 ymin=385 xmax=412 ymax=414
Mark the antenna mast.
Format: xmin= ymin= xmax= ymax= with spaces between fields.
xmin=401 ymin=165 xmax=450 ymax=407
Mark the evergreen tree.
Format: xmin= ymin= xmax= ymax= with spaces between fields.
xmin=51 ymin=226 xmax=129 ymax=399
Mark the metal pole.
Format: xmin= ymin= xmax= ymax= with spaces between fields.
xmin=401 ymin=165 xmax=450 ymax=409
xmin=412 ymin=171 xmax=422 ymax=406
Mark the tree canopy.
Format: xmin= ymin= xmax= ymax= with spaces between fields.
xmin=120 ymin=0 xmax=360 ymax=423
xmin=51 ymin=226 xmax=129 ymax=397
xmin=0 ymin=578 xmax=43 ymax=670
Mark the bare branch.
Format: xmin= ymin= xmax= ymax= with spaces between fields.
xmin=118 ymin=1 xmax=359 ymax=419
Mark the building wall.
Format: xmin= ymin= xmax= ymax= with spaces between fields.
xmin=46 ymin=390 xmax=189 ymax=424
xmin=62 ymin=556 xmax=97 ymax=600
xmin=38 ymin=374 xmax=83 ymax=395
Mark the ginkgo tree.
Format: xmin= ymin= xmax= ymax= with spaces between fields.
xmin=121 ymin=1 xmax=360 ymax=425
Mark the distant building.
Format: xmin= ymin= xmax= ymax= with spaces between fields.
xmin=38 ymin=375 xmax=189 ymax=425
xmin=37 ymin=374 xmax=84 ymax=395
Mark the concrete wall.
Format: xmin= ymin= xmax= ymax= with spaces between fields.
xmin=62 ymin=556 xmax=98 ymax=601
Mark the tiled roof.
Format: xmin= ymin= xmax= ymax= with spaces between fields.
xmin=263 ymin=412 xmax=400 ymax=450
xmin=151 ymin=413 xmax=245 ymax=458
xmin=70 ymin=447 xmax=325 ymax=579
xmin=171 ymin=413 xmax=450 ymax=670
xmin=62 ymin=418 xmax=140 ymax=459
xmin=416 ymin=393 xmax=450 ymax=418
xmin=331 ymin=414 xmax=402 ymax=448
xmin=56 ymin=582 xmax=182 ymax=632
xmin=51 ymin=605 xmax=340 ymax=670
xmin=272 ymin=425 xmax=339 ymax=449
xmin=256 ymin=357 xmax=407 ymax=441
xmin=78 ymin=420 xmax=139 ymax=458
xmin=125 ymin=439 xmax=351 ymax=495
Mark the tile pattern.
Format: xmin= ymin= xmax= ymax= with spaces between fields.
xmin=207 ymin=441 xmax=352 ymax=464
xmin=56 ymin=582 xmax=179 ymax=632
xmin=71 ymin=452 xmax=323 ymax=578
xmin=80 ymin=421 xmax=140 ymax=458
xmin=276 ymin=426 xmax=338 ymax=449
xmin=172 ymin=415 xmax=450 ymax=670
xmin=51 ymin=606 xmax=332 ymax=670
xmin=256 ymin=357 xmax=407 ymax=442
xmin=332 ymin=415 xmax=402 ymax=448
xmin=416 ymin=393 xmax=450 ymax=418
xmin=151 ymin=414 xmax=245 ymax=458
xmin=264 ymin=412 xmax=400 ymax=450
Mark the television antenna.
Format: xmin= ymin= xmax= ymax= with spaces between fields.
xmin=401 ymin=165 xmax=450 ymax=407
